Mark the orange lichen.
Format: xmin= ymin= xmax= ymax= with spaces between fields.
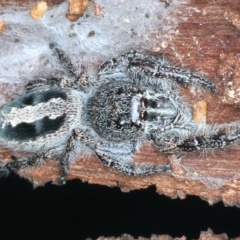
xmin=30 ymin=1 xmax=48 ymax=20
xmin=67 ymin=0 xmax=89 ymax=22
xmin=0 ymin=21 xmax=6 ymax=33
xmin=93 ymin=1 xmax=102 ymax=17
xmin=193 ymin=100 xmax=207 ymax=123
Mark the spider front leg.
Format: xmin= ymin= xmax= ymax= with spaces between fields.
xmin=74 ymin=129 xmax=171 ymax=175
xmin=98 ymin=50 xmax=215 ymax=91
xmin=128 ymin=57 xmax=215 ymax=91
xmin=98 ymin=50 xmax=150 ymax=78
xmin=152 ymin=123 xmax=240 ymax=154
xmin=177 ymin=123 xmax=240 ymax=152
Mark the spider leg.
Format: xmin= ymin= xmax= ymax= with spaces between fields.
xmin=176 ymin=131 xmax=240 ymax=152
xmin=50 ymin=43 xmax=96 ymax=90
xmin=0 ymin=131 xmax=85 ymax=184
xmin=74 ymin=129 xmax=171 ymax=175
xmin=0 ymin=146 xmax=74 ymax=184
xmin=98 ymin=50 xmax=215 ymax=91
xmin=25 ymin=78 xmax=67 ymax=90
xmin=97 ymin=50 xmax=151 ymax=78
xmin=152 ymin=123 xmax=240 ymax=154
xmin=95 ymin=148 xmax=171 ymax=176
xmin=26 ymin=43 xmax=79 ymax=90
xmin=127 ymin=57 xmax=215 ymax=91
xmin=26 ymin=44 xmax=92 ymax=91
xmin=0 ymin=153 xmax=44 ymax=178
xmin=58 ymin=153 xmax=70 ymax=185
xmin=25 ymin=75 xmax=92 ymax=91
xmin=49 ymin=43 xmax=78 ymax=80
xmin=56 ymin=132 xmax=82 ymax=184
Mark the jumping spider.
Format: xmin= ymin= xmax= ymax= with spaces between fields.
xmin=0 ymin=44 xmax=238 ymax=184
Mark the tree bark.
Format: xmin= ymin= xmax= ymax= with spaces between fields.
xmin=92 ymin=229 xmax=230 ymax=240
xmin=1 ymin=0 xmax=240 ymax=207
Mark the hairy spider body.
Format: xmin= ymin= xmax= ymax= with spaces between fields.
xmin=0 ymin=87 xmax=84 ymax=153
xmin=0 ymin=45 xmax=239 ymax=184
xmin=87 ymin=81 xmax=193 ymax=143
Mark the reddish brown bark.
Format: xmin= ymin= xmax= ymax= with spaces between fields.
xmin=79 ymin=229 xmax=230 ymax=240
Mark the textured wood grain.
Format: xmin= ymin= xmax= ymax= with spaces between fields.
xmin=88 ymin=229 xmax=229 ymax=240
xmin=2 ymin=0 xmax=240 ymax=208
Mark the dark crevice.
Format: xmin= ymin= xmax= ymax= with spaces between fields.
xmin=0 ymin=174 xmax=240 ymax=240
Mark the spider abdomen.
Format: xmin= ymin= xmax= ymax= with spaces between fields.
xmin=0 ymin=87 xmax=84 ymax=153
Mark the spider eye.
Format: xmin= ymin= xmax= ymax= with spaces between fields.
xmin=119 ymin=118 xmax=126 ymax=125
xmin=142 ymin=98 xmax=148 ymax=108
xmin=143 ymin=111 xmax=148 ymax=121
xmin=116 ymin=117 xmax=126 ymax=128
xmin=140 ymin=111 xmax=148 ymax=121
xmin=142 ymin=98 xmax=158 ymax=108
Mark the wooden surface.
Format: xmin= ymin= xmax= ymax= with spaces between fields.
xmin=2 ymin=0 xmax=240 ymax=207
xmin=94 ymin=229 xmax=229 ymax=240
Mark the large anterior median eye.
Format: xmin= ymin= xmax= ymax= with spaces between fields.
xmin=142 ymin=98 xmax=158 ymax=108
xmin=139 ymin=110 xmax=148 ymax=121
xmin=142 ymin=98 xmax=149 ymax=107
xmin=143 ymin=111 xmax=148 ymax=121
